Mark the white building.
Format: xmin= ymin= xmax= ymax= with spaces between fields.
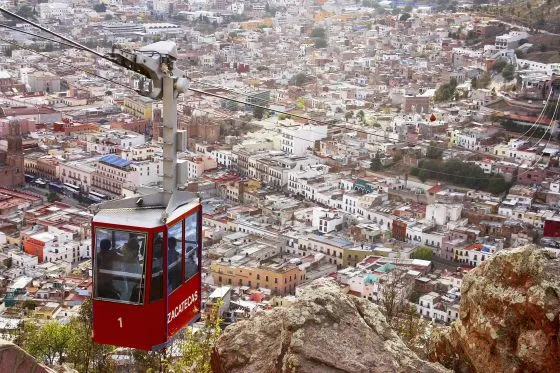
xmin=287 ymin=164 xmax=329 ymax=196
xmin=144 ymin=23 xmax=183 ymax=35
xmin=128 ymin=158 xmax=162 ymax=187
xmin=495 ymin=31 xmax=528 ymax=50
xmin=44 ymin=239 xmax=91 ymax=264
xmin=86 ymin=130 xmax=145 ymax=154
xmin=180 ymin=155 xmax=218 ymax=179
xmin=11 ymin=252 xmax=38 ymax=268
xmin=425 ymin=204 xmax=462 ymax=226
xmin=416 ymin=292 xmax=460 ymax=323
xmin=281 ymin=125 xmax=328 ymax=155
xmin=59 ymin=159 xmax=97 ymax=193
xmin=211 ymin=149 xmax=234 ymax=168
xmin=38 ymin=2 xmax=73 ymax=19
xmin=312 ymin=207 xmax=344 ymax=233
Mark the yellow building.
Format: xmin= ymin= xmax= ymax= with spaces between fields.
xmin=33 ymin=302 xmax=60 ymax=320
xmin=240 ymin=18 xmax=273 ymax=30
xmin=210 ymin=261 xmax=305 ymax=296
xmin=123 ymin=96 xmax=154 ymax=120
xmin=313 ymin=10 xmax=333 ymax=22
xmin=343 ymin=246 xmax=376 ymax=267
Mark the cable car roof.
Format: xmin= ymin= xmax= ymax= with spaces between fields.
xmin=91 ymin=191 xmax=200 ymax=228
xmin=93 ymin=207 xmax=165 ymax=228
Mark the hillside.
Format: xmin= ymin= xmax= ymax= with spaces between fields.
xmin=483 ymin=0 xmax=560 ymax=35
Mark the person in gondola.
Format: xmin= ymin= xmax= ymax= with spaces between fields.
xmin=185 ymin=246 xmax=198 ymax=281
xmin=150 ymin=234 xmax=164 ymax=302
xmin=168 ymin=237 xmax=181 ymax=292
xmin=96 ymin=238 xmax=120 ymax=300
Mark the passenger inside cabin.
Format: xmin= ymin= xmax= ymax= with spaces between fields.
xmin=185 ymin=246 xmax=198 ymax=280
xmin=168 ymin=236 xmax=181 ymax=292
xmin=97 ymin=238 xmax=118 ymax=269
xmin=150 ymin=233 xmax=164 ymax=302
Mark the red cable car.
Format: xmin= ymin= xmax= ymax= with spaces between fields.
xmin=91 ymin=192 xmax=202 ymax=350
xmin=91 ymin=41 xmax=201 ymax=351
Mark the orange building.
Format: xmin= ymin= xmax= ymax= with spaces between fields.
xmin=392 ymin=219 xmax=407 ymax=242
xmin=23 ymin=232 xmax=54 ymax=263
xmin=210 ymin=261 xmax=305 ymax=296
xmin=240 ymin=18 xmax=273 ymax=30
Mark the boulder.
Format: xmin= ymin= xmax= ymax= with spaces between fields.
xmin=0 ymin=339 xmax=55 ymax=373
xmin=429 ymin=245 xmax=560 ymax=372
xmin=212 ymin=278 xmax=449 ymax=373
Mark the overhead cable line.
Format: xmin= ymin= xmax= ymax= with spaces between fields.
xmin=0 ymin=37 xmax=137 ymax=93
xmin=514 ymin=88 xmax=553 ymax=142
xmin=0 ymin=10 xmax=556 ymax=180
xmin=0 ymin=15 xmax=525 ymax=158
xmin=0 ymin=6 xmax=116 ymax=64
xmin=0 ymin=23 xmax=79 ymax=49
xmin=516 ymin=94 xmax=560 ymax=177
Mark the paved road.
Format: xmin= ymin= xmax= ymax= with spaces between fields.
xmin=21 ymin=185 xmax=89 ymax=208
xmin=431 ymin=255 xmax=462 ymax=272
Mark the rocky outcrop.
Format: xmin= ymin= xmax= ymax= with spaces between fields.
xmin=0 ymin=339 xmax=55 ymax=373
xmin=429 ymin=245 xmax=560 ymax=373
xmin=212 ymin=278 xmax=449 ymax=373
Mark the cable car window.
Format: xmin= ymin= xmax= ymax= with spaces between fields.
xmin=95 ymin=228 xmax=147 ymax=304
xmin=150 ymin=231 xmax=164 ymax=302
xmin=168 ymin=222 xmax=182 ymax=294
xmin=184 ymin=211 xmax=199 ymax=282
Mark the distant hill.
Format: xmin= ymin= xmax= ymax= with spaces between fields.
xmin=481 ymin=0 xmax=560 ymax=35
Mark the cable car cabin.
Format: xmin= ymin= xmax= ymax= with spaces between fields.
xmin=91 ymin=191 xmax=202 ymax=351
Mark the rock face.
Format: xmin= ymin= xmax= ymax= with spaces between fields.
xmin=212 ymin=278 xmax=448 ymax=373
xmin=429 ymin=246 xmax=560 ymax=373
xmin=0 ymin=339 xmax=55 ymax=373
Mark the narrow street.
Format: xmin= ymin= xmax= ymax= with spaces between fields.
xmin=21 ymin=185 xmax=89 ymax=208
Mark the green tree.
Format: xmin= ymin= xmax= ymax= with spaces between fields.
xmin=362 ymin=0 xmax=375 ymax=7
xmin=290 ymin=73 xmax=309 ymax=86
xmin=310 ymin=27 xmax=326 ymax=38
xmin=25 ymin=321 xmax=70 ymax=365
xmin=16 ymin=5 xmax=37 ymax=20
xmin=66 ymin=297 xmax=115 ymax=372
xmin=411 ymin=159 xmax=510 ymax=194
xmin=502 ymin=64 xmax=515 ymax=81
xmin=22 ymin=300 xmax=38 ymax=310
xmin=93 ymin=3 xmax=107 ymax=12
xmin=314 ymin=38 xmax=328 ymax=48
xmin=400 ymin=13 xmax=411 ymax=21
xmin=426 ymin=141 xmax=443 ymax=159
xmin=356 ymin=109 xmax=365 ymax=123
xmin=410 ymin=247 xmax=434 ymax=260
xmin=46 ymin=190 xmax=61 ymax=202
xmin=492 ymin=59 xmax=507 ymax=73
xmin=345 ymin=111 xmax=354 ymax=122
xmin=265 ymin=3 xmax=277 ymax=16
xmin=171 ymin=301 xmax=223 ymax=373
xmin=253 ymin=105 xmax=265 ymax=120
xmin=390 ymin=304 xmax=429 ymax=357
xmin=472 ymin=73 xmax=491 ymax=89
xmin=133 ymin=349 xmax=167 ymax=372
xmin=380 ymin=269 xmax=410 ymax=322
xmin=295 ymin=97 xmax=305 ymax=110
xmin=434 ymin=78 xmax=458 ymax=102
xmin=370 ymin=152 xmax=383 ymax=171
